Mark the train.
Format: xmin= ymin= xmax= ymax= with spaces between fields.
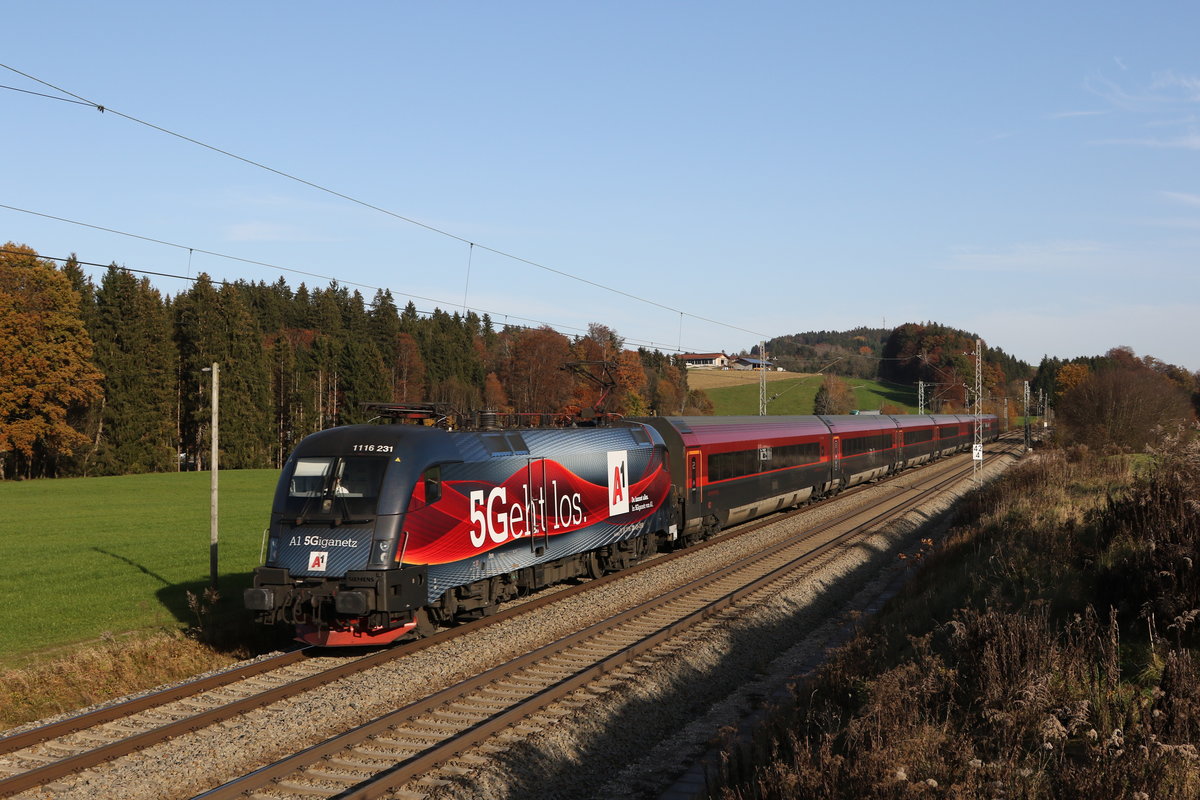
xmin=244 ymin=405 xmax=999 ymax=645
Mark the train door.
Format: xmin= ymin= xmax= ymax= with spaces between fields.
xmin=832 ymin=436 xmax=842 ymax=488
xmin=687 ymin=449 xmax=702 ymax=511
xmin=527 ymin=457 xmax=548 ymax=556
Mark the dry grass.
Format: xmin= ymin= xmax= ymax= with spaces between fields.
xmin=0 ymin=630 xmax=235 ymax=731
xmin=685 ymin=369 xmax=810 ymax=392
xmin=713 ymin=427 xmax=1200 ymax=799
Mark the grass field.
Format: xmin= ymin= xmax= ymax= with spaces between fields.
xmin=0 ymin=469 xmax=280 ymax=667
xmin=689 ymin=369 xmax=919 ymax=415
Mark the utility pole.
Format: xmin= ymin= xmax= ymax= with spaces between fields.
xmin=202 ymin=363 xmax=219 ymax=591
xmin=758 ymin=341 xmax=768 ymax=416
xmin=918 ymin=380 xmax=925 ymax=415
xmin=972 ymin=339 xmax=983 ymax=486
xmin=1023 ymin=380 xmax=1032 ymax=451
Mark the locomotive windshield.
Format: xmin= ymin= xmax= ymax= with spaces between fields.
xmin=282 ymin=456 xmax=389 ymax=520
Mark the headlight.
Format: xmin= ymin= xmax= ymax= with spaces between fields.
xmin=367 ymin=538 xmax=394 ymax=568
xmin=244 ymin=587 xmax=276 ymax=611
xmin=335 ymin=590 xmax=371 ymax=615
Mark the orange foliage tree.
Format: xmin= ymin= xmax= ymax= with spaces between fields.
xmin=1055 ymin=362 xmax=1091 ymax=400
xmin=0 ymin=244 xmax=103 ymax=478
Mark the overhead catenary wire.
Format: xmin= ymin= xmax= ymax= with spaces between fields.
xmin=0 ymin=206 xmax=696 ymax=352
xmin=0 ymin=63 xmax=770 ymax=341
xmin=0 ymin=246 xmax=702 ymax=354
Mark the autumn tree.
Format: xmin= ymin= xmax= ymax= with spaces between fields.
xmin=0 ymin=244 xmax=104 ymax=478
xmin=392 ymin=332 xmax=426 ymax=403
xmin=483 ymin=372 xmax=509 ymax=411
xmin=499 ymin=326 xmax=573 ymax=413
xmin=813 ymin=374 xmax=855 ymax=415
xmin=608 ymin=350 xmax=648 ymax=416
xmin=1055 ymin=362 xmax=1091 ymax=400
xmin=684 ymin=388 xmax=714 ymax=415
xmin=635 ymin=350 xmax=691 ymax=416
xmin=1057 ymin=366 xmax=1194 ymax=451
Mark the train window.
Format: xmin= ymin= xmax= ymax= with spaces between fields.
xmin=904 ymin=429 xmax=934 ymax=445
xmin=281 ymin=456 xmax=388 ymax=519
xmin=842 ymin=434 xmax=892 ymax=456
xmin=938 ymin=425 xmax=958 ymax=438
xmin=773 ymin=442 xmax=820 ymax=467
xmin=482 ymin=432 xmax=530 ymax=456
xmin=482 ymin=435 xmax=509 ymax=455
xmin=334 ymin=457 xmax=389 ymax=498
xmin=290 ymin=458 xmax=332 ymax=497
xmin=707 ymin=441 xmax=821 ymax=481
xmin=286 ymin=457 xmax=387 ymax=499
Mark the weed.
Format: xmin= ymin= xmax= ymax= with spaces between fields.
xmin=713 ymin=427 xmax=1200 ymax=799
xmin=0 ymin=631 xmax=231 ymax=731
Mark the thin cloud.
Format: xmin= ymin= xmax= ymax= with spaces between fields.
xmin=1095 ymin=132 xmax=1200 ymax=149
xmin=1049 ymin=109 xmax=1108 ymax=119
xmin=1087 ymin=69 xmax=1200 ymax=112
xmin=1150 ymin=70 xmax=1200 ymax=101
xmin=1085 ymin=72 xmax=1160 ymax=112
xmin=1144 ymin=217 xmax=1200 ymax=231
xmin=942 ymin=241 xmax=1106 ymax=273
xmin=1161 ymin=191 xmax=1200 ymax=207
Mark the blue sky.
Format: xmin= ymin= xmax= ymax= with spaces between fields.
xmin=3 ymin=2 xmax=1198 ymax=370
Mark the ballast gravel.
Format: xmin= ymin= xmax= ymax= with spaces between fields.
xmin=12 ymin=450 xmax=1019 ymax=800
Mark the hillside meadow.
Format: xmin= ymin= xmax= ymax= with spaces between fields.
xmin=0 ymin=469 xmax=280 ymax=667
xmin=690 ymin=369 xmax=918 ymax=415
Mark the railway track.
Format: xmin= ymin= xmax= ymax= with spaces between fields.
xmin=0 ymin=439 xmax=1021 ymax=799
xmin=197 ymin=441 xmax=1022 ymax=800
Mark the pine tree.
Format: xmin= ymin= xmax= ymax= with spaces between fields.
xmin=90 ymin=266 xmax=177 ymax=474
xmin=174 ymin=275 xmax=272 ymax=470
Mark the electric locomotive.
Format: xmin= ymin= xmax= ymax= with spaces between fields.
xmin=245 ymin=405 xmax=998 ymax=645
xmin=244 ymin=406 xmax=674 ymax=645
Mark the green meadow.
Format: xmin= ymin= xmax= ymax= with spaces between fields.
xmin=0 ymin=470 xmax=279 ymax=666
xmin=702 ymin=374 xmax=919 ymax=416
xmin=0 ymin=382 xmax=952 ymax=667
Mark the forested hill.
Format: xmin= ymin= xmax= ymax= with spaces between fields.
xmin=0 ymin=244 xmax=706 ymax=480
xmin=761 ymin=327 xmax=890 ymax=378
xmin=763 ymin=322 xmax=1036 ymax=412
xmin=763 ymin=323 xmax=1032 ymax=383
xmin=879 ymin=322 xmax=1032 ymax=385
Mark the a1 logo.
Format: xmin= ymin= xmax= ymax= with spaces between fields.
xmin=309 ymin=551 xmax=329 ymax=572
xmin=608 ymin=450 xmax=629 ymax=517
